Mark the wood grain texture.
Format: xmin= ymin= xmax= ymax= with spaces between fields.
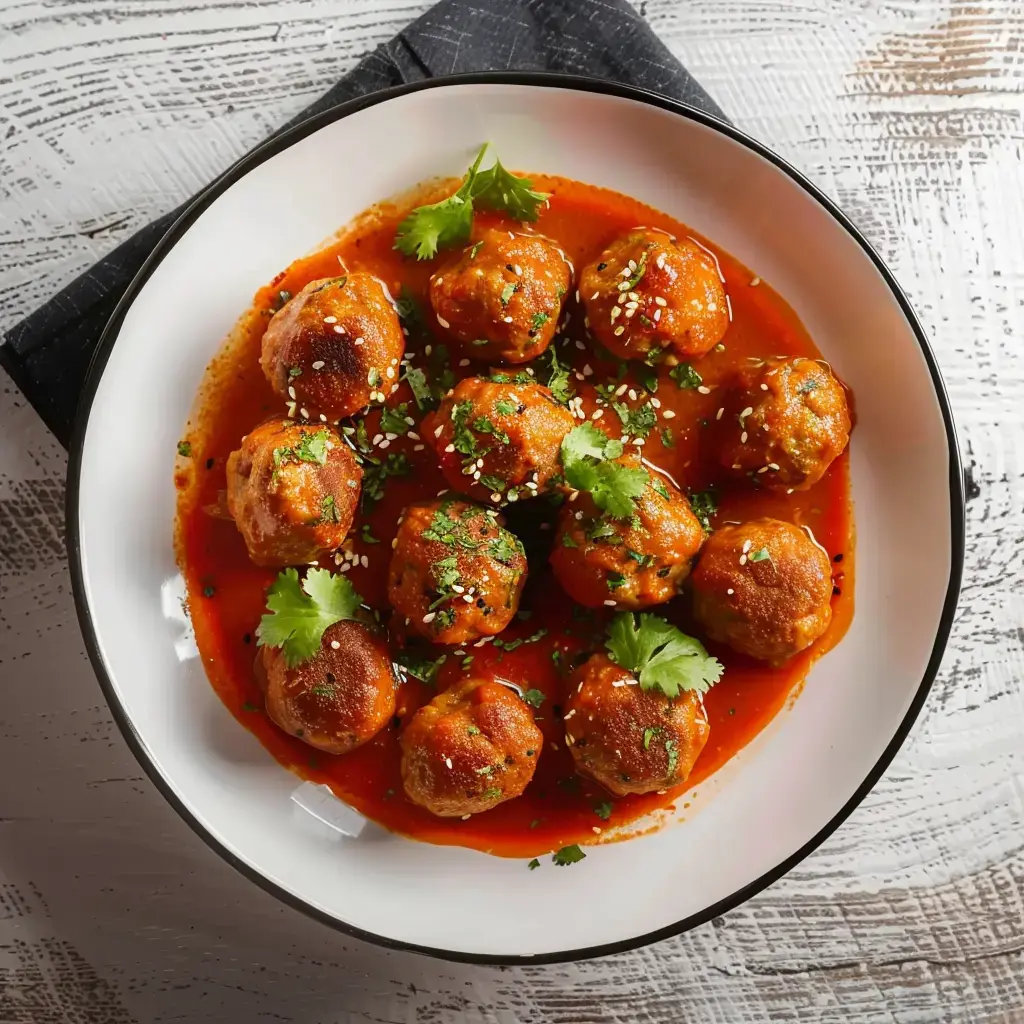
xmin=1 ymin=1 xmax=1022 ymax=1021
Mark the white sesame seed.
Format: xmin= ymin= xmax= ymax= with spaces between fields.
xmin=425 ymin=345 xmax=433 ymax=356
xmin=653 ymin=309 xmax=662 ymax=322
xmin=656 ymin=255 xmax=666 ymax=270
xmin=727 ymin=588 xmax=734 ymax=595
xmin=379 ymin=439 xmax=390 ymax=449
xmin=592 ymin=826 xmax=602 ymax=834
xmin=386 ymin=366 xmax=396 ymax=379
xmin=628 ymin=388 xmax=638 ymax=401
xmin=414 ymin=444 xmax=425 ymax=452
xmin=625 ymin=301 xmax=638 ymax=311
xmin=739 ymin=554 xmax=748 ymax=566
xmin=311 ymin=360 xmax=325 ymax=370
xmin=615 ymin=384 xmax=628 ymax=397
xmin=437 ymin=316 xmax=450 ymax=329
xmin=372 ymin=433 xmax=383 ymax=444
xmin=287 ymin=386 xmax=296 ymax=400
xmin=611 ymin=307 xmax=621 ymax=321
xmin=750 ymin=276 xmax=761 ymax=287
xmin=654 ymin=296 xmax=668 ymax=307
xmin=385 ymin=432 xmax=398 ymax=441
xmin=697 ymin=386 xmax=711 ymax=395
xmin=769 ymin=462 xmax=780 ymax=470
xmin=445 ymin=757 xmax=453 ymax=769
xmin=434 ymin=424 xmax=444 ymax=438
xmin=515 ymin=265 xmax=523 ymax=276
xmin=503 ymin=316 xmax=514 ymax=323
xmin=323 ymin=316 xmax=337 ymax=324
xmin=459 ymin=359 xmax=470 ymax=367
xmin=507 ymin=491 xmax=519 ymax=502
xmin=490 ymin=492 xmax=502 ymax=503
xmin=632 ymin=438 xmax=645 ymax=447
xmin=423 ymin=612 xmax=436 ymax=624
xmin=582 ymin=364 xmax=593 ymax=376
xmin=391 ymin=538 xmax=398 ymax=549
xmin=361 ymin=554 xmax=369 ymax=568
xmin=663 ymin=409 xmax=676 ymax=420
xmin=761 ymin=383 xmax=769 ymax=390
xmin=591 ymin=409 xmax=604 ymax=421
xmin=757 ymin=466 xmax=769 ymax=474
xmin=286 ymin=401 xmax=297 ymax=417
xmin=603 ymin=599 xmax=617 ymax=607
xmin=444 ymin=444 xmax=456 ymax=453
xmin=331 ymin=640 xmax=341 ymax=649
xmin=740 ymin=431 xmax=748 ymax=443
xmin=742 ymin=540 xmax=752 ymax=553
xmin=299 ymin=408 xmax=309 ymax=419
xmin=333 ymin=325 xmax=345 ymax=334
xmin=354 ymin=337 xmax=364 ymax=346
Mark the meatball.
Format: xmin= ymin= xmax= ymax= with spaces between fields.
xmin=400 ymin=678 xmax=543 ymax=817
xmin=261 ymin=272 xmax=404 ymax=420
xmin=691 ymin=518 xmax=833 ymax=664
xmin=716 ymin=356 xmax=851 ymax=491
xmin=427 ymin=376 xmax=575 ymax=506
xmin=226 ymin=419 xmax=360 ymax=567
xmin=429 ymin=229 xmax=572 ymax=363
xmin=579 ymin=228 xmax=729 ymax=362
xmin=551 ymin=459 xmax=704 ymax=609
xmin=258 ymin=620 xmax=397 ymax=755
xmin=388 ymin=499 xmax=527 ymax=645
xmin=564 ymin=653 xmax=709 ymax=796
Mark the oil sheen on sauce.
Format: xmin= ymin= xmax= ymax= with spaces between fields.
xmin=175 ymin=175 xmax=854 ymax=859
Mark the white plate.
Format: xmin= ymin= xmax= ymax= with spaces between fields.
xmin=68 ymin=74 xmax=964 ymax=963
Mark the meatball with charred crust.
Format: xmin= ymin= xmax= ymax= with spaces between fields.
xmin=427 ymin=376 xmax=575 ymax=506
xmin=400 ymin=678 xmax=542 ymax=817
xmin=564 ymin=653 xmax=710 ymax=796
xmin=580 ymin=228 xmax=729 ymax=362
xmin=388 ymin=499 xmax=527 ymax=645
xmin=551 ymin=458 xmax=704 ymax=610
xmin=226 ymin=419 xmax=360 ymax=567
xmin=429 ymin=229 xmax=572 ymax=364
xmin=691 ymin=518 xmax=833 ymax=664
xmin=715 ymin=356 xmax=851 ymax=491
xmin=261 ymin=272 xmax=404 ymax=420
xmin=258 ymin=619 xmax=397 ymax=755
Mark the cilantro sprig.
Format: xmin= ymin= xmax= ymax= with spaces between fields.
xmin=256 ymin=569 xmax=363 ymax=668
xmin=605 ymin=611 xmax=723 ymax=698
xmin=560 ymin=423 xmax=649 ymax=519
xmin=394 ymin=144 xmax=550 ymax=261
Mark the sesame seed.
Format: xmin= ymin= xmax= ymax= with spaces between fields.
xmin=444 ymin=444 xmax=456 ymax=453
xmin=628 ymin=259 xmax=637 ymax=271
xmin=575 ymin=339 xmax=586 ymax=350
xmin=286 ymin=401 xmax=297 ymax=417
xmin=434 ymin=424 xmax=444 ymax=438
xmin=632 ymin=438 xmax=645 ymax=447
xmin=739 ymin=554 xmax=747 ymax=566
xmin=740 ymin=406 xmax=754 ymax=418
xmin=324 ymin=316 xmax=337 ymax=324
xmin=515 ymin=265 xmax=523 ymax=276
xmin=697 ymin=386 xmax=711 ymax=395
xmin=761 ymin=383 xmax=769 ymax=390
xmin=604 ymin=599 xmax=617 ymax=607
xmin=312 ymin=360 xmax=325 ymax=370
xmin=503 ymin=316 xmax=513 ymax=323
xmin=425 ymin=345 xmax=433 ymax=356
xmin=611 ymin=307 xmax=622 ymax=321
xmin=653 ymin=309 xmax=662 ymax=322
xmin=461 ymin=814 xmax=471 ymax=820
xmin=628 ymin=388 xmax=638 ymax=401
xmin=625 ymin=301 xmax=638 ymax=310
xmin=391 ymin=538 xmax=398 ymax=548
xmin=361 ymin=555 xmax=369 ymax=568
xmin=437 ymin=315 xmax=450 ymax=328
xmin=445 ymin=757 xmax=453 ymax=769
xmin=656 ymin=254 xmax=666 ymax=270
xmin=615 ymin=384 xmax=628 ymax=397
xmin=331 ymin=640 xmax=340 ymax=649
xmin=742 ymin=540 xmax=752 ymax=553
xmin=354 ymin=337 xmax=364 ymax=346
xmin=299 ymin=408 xmax=309 ymax=418
xmin=592 ymin=827 xmax=602 ymax=834
xmin=490 ymin=492 xmax=502 ymax=503
xmin=591 ymin=409 xmax=604 ymax=421
xmin=663 ymin=409 xmax=676 ymax=420
xmin=408 ymin=430 xmax=420 ymax=440
xmin=740 ymin=431 xmax=748 ymax=443
xmin=507 ymin=491 xmax=519 ymax=502
xmin=583 ymin=364 xmax=593 ymax=376
xmin=422 ymin=612 xmax=436 ymax=624
xmin=614 ymin=326 xmax=625 ymax=335
xmin=333 ymin=325 xmax=345 ymax=334
xmin=414 ymin=444 xmax=425 ymax=451
xmin=727 ymin=588 xmax=734 ymax=595
xmin=757 ymin=466 xmax=769 ymax=474
xmin=769 ymin=462 xmax=780 ymax=470
xmin=750 ymin=276 xmax=761 ymax=287
xmin=654 ymin=296 xmax=668 ymax=307
xmin=372 ymin=433 xmax=383 ymax=444
xmin=287 ymin=386 xmax=296 ymax=400
xmin=379 ymin=439 xmax=390 ymax=449
xmin=386 ymin=366 xmax=396 ymax=379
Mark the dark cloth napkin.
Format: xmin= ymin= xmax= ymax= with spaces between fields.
xmin=1 ymin=0 xmax=724 ymax=448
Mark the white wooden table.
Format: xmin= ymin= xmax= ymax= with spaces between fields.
xmin=1 ymin=2 xmax=1022 ymax=1021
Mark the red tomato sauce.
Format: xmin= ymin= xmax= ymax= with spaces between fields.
xmin=175 ymin=175 xmax=854 ymax=859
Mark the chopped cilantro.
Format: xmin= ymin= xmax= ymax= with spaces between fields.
xmin=380 ymin=403 xmax=412 ymax=436
xmin=624 ymin=251 xmax=648 ymax=290
xmin=468 ymin=240 xmax=484 ymax=260
xmin=607 ymin=571 xmax=627 ymax=592
xmin=540 ymin=345 xmax=574 ymax=405
xmin=482 ymin=787 xmax=502 ymax=800
xmin=395 ymin=649 xmax=448 ymax=686
xmin=651 ymin=479 xmax=671 ymax=501
xmin=688 ymin=490 xmax=718 ymax=533
xmin=560 ymin=423 xmax=648 ymax=519
xmin=561 ymin=533 xmax=579 ymax=549
xmin=488 ymin=533 xmax=523 ymax=565
xmin=361 ymin=451 xmax=412 ymax=507
xmin=660 ymin=426 xmax=675 ymax=449
xmin=669 ymin=363 xmax=703 ymax=389
xmin=528 ymin=858 xmax=541 ymax=870
xmin=605 ymin=611 xmax=723 ymax=698
xmin=467 ymin=725 xmax=481 ymax=736
xmin=500 ymin=281 xmax=518 ymax=306
xmin=360 ymin=523 xmax=379 ymax=544
xmin=256 ymin=569 xmax=362 ymax=668
xmin=495 ymin=398 xmax=517 ymax=416
xmin=403 ymin=365 xmax=434 ymax=411
xmin=613 ymin=402 xmax=657 ymax=439
xmin=472 ymin=416 xmax=510 ymax=444
xmin=520 ymin=688 xmax=545 ymax=708
xmin=552 ymin=844 xmax=586 ymax=867
xmin=177 ymin=441 xmax=192 ymax=458
xmin=643 ymin=726 xmax=661 ymax=750
xmin=288 ymin=366 xmax=303 ymax=379
xmin=593 ymin=801 xmax=613 ymax=821
xmin=665 ymin=738 xmax=680 ymax=777
xmin=320 ymin=495 xmax=340 ymax=524
xmin=798 ymin=377 xmax=821 ymax=394
xmin=367 ymin=368 xmax=383 ymax=389
xmin=273 ymin=428 xmax=329 ymax=469
xmin=531 ymin=311 xmax=551 ymax=331
xmin=635 ymin=363 xmax=659 ymax=394
xmin=749 ymin=547 xmax=773 ymax=563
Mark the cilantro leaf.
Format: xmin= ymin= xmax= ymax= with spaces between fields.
xmin=273 ymin=428 xmax=330 ymax=469
xmin=749 ymin=547 xmax=773 ymax=564
xmin=593 ymin=801 xmax=613 ymax=821
xmin=552 ymin=844 xmax=586 ymax=866
xmin=500 ymin=281 xmax=518 ymax=306
xmin=560 ymin=425 xmax=646 ymax=519
xmin=613 ymin=402 xmax=657 ymax=439
xmin=605 ymin=612 xmax=723 ymax=698
xmin=256 ymin=569 xmax=362 ymax=668
xmin=177 ymin=441 xmax=192 ymax=458
xmin=403 ymin=365 xmax=434 ymax=411
xmin=531 ymin=311 xmax=550 ymax=331
xmin=495 ymin=398 xmax=517 ymax=416
xmin=395 ymin=649 xmax=447 ymax=687
xmin=527 ymin=858 xmax=541 ymax=870
xmin=541 ymin=345 xmax=574 ymax=406
xmin=471 ymin=157 xmax=550 ymax=221
xmin=394 ymin=145 xmax=488 ymax=260
xmin=520 ymin=688 xmax=545 ymax=708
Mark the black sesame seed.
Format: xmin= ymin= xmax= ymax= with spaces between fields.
xmin=833 ymin=553 xmax=844 ymax=562
xmin=242 ymin=633 xmax=251 ymax=645
xmin=832 ymin=586 xmax=841 ymax=596
xmin=206 ymin=458 xmax=215 ymax=470
xmin=202 ymin=585 xmax=216 ymax=598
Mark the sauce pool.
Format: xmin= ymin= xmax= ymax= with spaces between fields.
xmin=175 ymin=175 xmax=854 ymax=859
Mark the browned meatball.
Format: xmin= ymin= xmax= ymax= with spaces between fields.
xmin=225 ymin=419 xmax=360 ymax=567
xmin=426 ymin=376 xmax=575 ymax=506
xmin=715 ymin=356 xmax=851 ymax=491
xmin=580 ymin=228 xmax=729 ymax=362
xmin=261 ymin=273 xmax=404 ymax=420
xmin=258 ymin=620 xmax=397 ymax=755
xmin=691 ymin=518 xmax=833 ymax=664
xmin=429 ymin=229 xmax=572 ymax=363
xmin=550 ymin=459 xmax=704 ymax=610
xmin=564 ymin=653 xmax=709 ymax=796
xmin=388 ymin=500 xmax=527 ymax=645
xmin=400 ymin=678 xmax=543 ymax=817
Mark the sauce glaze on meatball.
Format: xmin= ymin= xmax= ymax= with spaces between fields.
xmin=715 ymin=356 xmax=851 ymax=491
xmin=579 ymin=228 xmax=729 ymax=362
xmin=388 ymin=499 xmax=527 ymax=645
xmin=258 ymin=619 xmax=397 ymax=755
xmin=690 ymin=518 xmax=833 ymax=664
xmin=551 ymin=458 xmax=705 ymax=610
xmin=429 ymin=229 xmax=572 ymax=364
xmin=564 ymin=653 xmax=709 ymax=796
xmin=226 ymin=419 xmax=361 ymax=567
xmin=400 ymin=678 xmax=543 ymax=817
xmin=426 ymin=376 xmax=575 ymax=506
xmin=261 ymin=273 xmax=404 ymax=420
